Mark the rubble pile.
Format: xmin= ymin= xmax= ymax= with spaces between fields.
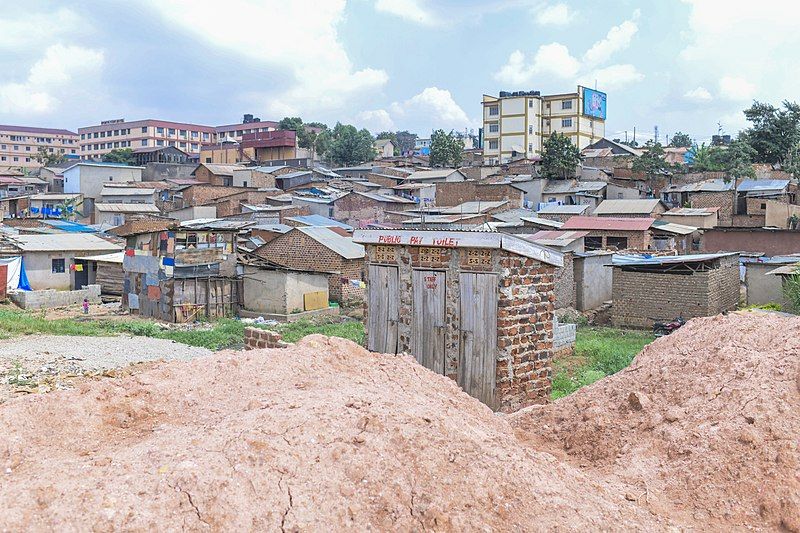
xmin=511 ymin=312 xmax=800 ymax=531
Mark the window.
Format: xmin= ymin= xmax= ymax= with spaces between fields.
xmin=51 ymin=259 xmax=65 ymax=273
xmin=528 ymin=125 xmax=533 ymax=134
xmin=114 ymin=142 xmax=120 ymax=148
xmin=528 ymin=143 xmax=533 ymax=152
xmin=13 ymin=157 xmax=18 ymax=161
xmin=25 ymin=146 xmax=30 ymax=151
xmin=528 ymin=100 xmax=533 ymax=108
xmin=607 ymin=236 xmax=628 ymax=250
xmin=168 ymin=128 xmax=176 ymax=135
xmin=562 ymin=118 xmax=573 ymax=128
xmin=562 ymin=100 xmax=573 ymax=110
xmin=141 ymin=127 xmax=148 ymax=133
xmin=157 ymin=140 xmax=164 ymax=146
xmin=141 ymin=140 xmax=148 ymax=146
xmin=488 ymin=122 xmax=499 ymax=133
xmin=761 ymin=202 xmax=767 ymax=209
xmin=179 ymin=129 xmax=187 ymax=137
xmin=13 ymin=145 xmax=18 ymax=150
xmin=191 ymin=143 xmax=198 ymax=150
xmin=25 ymin=157 xmax=30 ymax=162
xmin=179 ymin=141 xmax=186 ymax=148
xmin=205 ymin=157 xmax=212 ymax=163
xmin=242 ymin=181 xmax=248 ymax=187
xmin=0 ymin=157 xmax=5 ymax=161
xmin=488 ymin=105 xmax=499 ymax=116
xmin=113 ymin=130 xmax=118 ymax=136
xmin=585 ymin=236 xmax=603 ymax=251
xmin=80 ymin=134 xmax=85 ymax=140
xmin=191 ymin=131 xmax=198 ymax=138
xmin=202 ymin=132 xmax=210 ymax=141
xmin=488 ymin=140 xmax=498 ymax=150
xmin=100 ymin=131 xmax=105 ymax=137
xmin=93 ymin=132 xmax=98 ymax=138
xmin=157 ymin=127 xmax=164 ymax=134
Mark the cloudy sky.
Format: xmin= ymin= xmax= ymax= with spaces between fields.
xmin=0 ymin=1 xmax=795 ymax=142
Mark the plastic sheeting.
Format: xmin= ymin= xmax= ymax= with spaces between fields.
xmin=0 ymin=256 xmax=31 ymax=291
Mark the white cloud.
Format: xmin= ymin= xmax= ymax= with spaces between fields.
xmin=683 ymin=86 xmax=712 ymax=102
xmin=374 ymin=0 xmax=435 ymax=26
xmin=357 ymin=109 xmax=396 ymax=132
xmin=147 ymin=0 xmax=388 ymax=116
xmin=582 ymin=10 xmax=639 ymax=66
xmin=0 ymin=44 xmax=104 ymax=114
xmin=718 ymin=76 xmax=756 ymax=101
xmin=495 ymin=11 xmax=640 ymax=90
xmin=580 ymin=64 xmax=644 ymax=90
xmin=534 ymin=3 xmax=575 ymax=26
xmin=0 ymin=7 xmax=81 ymax=50
xmin=494 ymin=43 xmax=580 ymax=85
xmin=358 ymin=87 xmax=473 ymax=133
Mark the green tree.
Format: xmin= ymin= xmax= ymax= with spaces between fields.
xmin=669 ymin=131 xmax=693 ymax=148
xmin=540 ymin=132 xmax=581 ymax=179
xmin=721 ymin=139 xmax=757 ymax=179
xmin=632 ymin=141 xmax=670 ymax=195
xmin=429 ymin=129 xmax=464 ymax=167
xmin=740 ymin=100 xmax=800 ymax=165
xmin=395 ymin=130 xmax=417 ymax=155
xmin=34 ymin=147 xmax=65 ymax=166
xmin=102 ymin=148 xmax=135 ymax=164
xmin=328 ymin=123 xmax=375 ymax=166
xmin=278 ymin=116 xmax=313 ymax=148
xmin=376 ymin=131 xmax=399 ymax=155
xmin=691 ymin=143 xmax=726 ymax=172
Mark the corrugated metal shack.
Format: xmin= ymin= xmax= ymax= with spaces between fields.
xmin=121 ymin=219 xmax=249 ymax=322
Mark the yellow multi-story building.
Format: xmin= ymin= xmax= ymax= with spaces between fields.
xmin=481 ymin=86 xmax=606 ymax=165
xmin=0 ymin=125 xmax=80 ymax=168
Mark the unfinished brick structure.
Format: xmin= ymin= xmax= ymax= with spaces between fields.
xmin=611 ymin=253 xmax=740 ymax=329
xmin=244 ymin=327 xmax=288 ymax=349
xmin=353 ymin=229 xmax=563 ymax=413
xmin=255 ymin=226 xmax=366 ymax=304
xmin=332 ymin=191 xmax=417 ymax=227
xmin=561 ymin=216 xmax=653 ymax=251
xmin=689 ymin=190 xmax=735 ymax=225
xmin=435 ymin=181 xmax=524 ymax=208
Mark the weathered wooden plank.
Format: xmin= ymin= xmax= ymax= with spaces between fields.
xmin=459 ymin=272 xmax=498 ymax=407
xmin=367 ymin=265 xmax=389 ymax=352
xmin=412 ymin=270 xmax=445 ymax=374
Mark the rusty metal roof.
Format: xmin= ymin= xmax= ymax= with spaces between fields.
xmin=561 ymin=216 xmax=654 ymax=231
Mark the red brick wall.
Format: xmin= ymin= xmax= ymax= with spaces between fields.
xmin=332 ymin=193 xmax=416 ymax=228
xmin=256 ymin=230 xmax=365 ymax=303
xmin=688 ymin=190 xmax=735 ymax=225
xmin=702 ymin=228 xmax=800 ymax=255
xmin=435 ymin=182 xmax=523 ymax=208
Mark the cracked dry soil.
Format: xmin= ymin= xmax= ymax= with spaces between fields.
xmin=0 ymin=312 xmax=798 ymax=531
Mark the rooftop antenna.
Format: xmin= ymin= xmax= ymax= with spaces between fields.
xmin=654 ymin=125 xmax=659 ymax=144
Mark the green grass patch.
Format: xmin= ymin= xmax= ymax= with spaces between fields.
xmin=0 ymin=309 xmax=246 ymax=351
xmin=258 ymin=319 xmax=365 ymax=345
xmin=0 ymin=309 xmax=367 ymax=351
xmin=551 ymin=327 xmax=655 ymax=400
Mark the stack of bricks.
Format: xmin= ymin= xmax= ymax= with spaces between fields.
xmin=495 ymin=254 xmax=555 ymax=412
xmin=244 ymin=327 xmax=289 ymax=350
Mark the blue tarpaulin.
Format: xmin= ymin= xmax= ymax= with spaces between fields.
xmin=16 ymin=257 xmax=31 ymax=291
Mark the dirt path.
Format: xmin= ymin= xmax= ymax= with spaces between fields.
xmin=0 ymin=335 xmax=211 ymax=403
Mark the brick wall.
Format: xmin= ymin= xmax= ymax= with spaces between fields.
xmin=366 ymin=173 xmax=399 ymax=187
xmin=193 ymin=167 xmax=228 ymax=186
xmin=435 ymin=182 xmax=523 ymax=208
xmin=182 ymin=185 xmax=242 ymax=207
xmin=332 ymin=193 xmax=416 ymax=228
xmin=363 ymin=244 xmax=555 ymax=412
xmin=243 ymin=327 xmax=288 ymax=349
xmin=611 ymin=255 xmax=739 ymax=328
xmin=256 ymin=230 xmax=365 ymax=304
xmin=729 ymin=214 xmax=766 ymax=227
xmin=538 ymin=213 xmax=576 ymax=223
xmin=688 ymin=190 xmax=735 ymax=225
xmin=552 ymin=251 xmax=575 ymax=309
xmin=702 ymin=228 xmax=800 ymax=255
xmin=585 ymin=229 xmax=650 ymax=250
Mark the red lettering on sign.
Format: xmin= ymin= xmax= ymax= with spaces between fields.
xmin=409 ymin=236 xmax=422 ymax=245
xmin=431 ymin=237 xmax=458 ymax=247
xmin=378 ymin=235 xmax=401 ymax=244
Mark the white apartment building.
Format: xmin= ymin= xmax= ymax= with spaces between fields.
xmin=0 ymin=125 xmax=79 ymax=168
xmin=482 ymin=86 xmax=606 ymax=165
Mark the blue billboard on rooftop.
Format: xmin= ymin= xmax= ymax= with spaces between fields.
xmin=582 ymin=88 xmax=607 ymax=120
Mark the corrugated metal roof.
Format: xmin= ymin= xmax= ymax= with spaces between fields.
xmin=612 ymin=252 xmax=737 ymax=266
xmin=285 ymin=215 xmax=354 ymax=231
xmin=181 ymin=219 xmax=255 ymax=231
xmin=519 ymin=216 xmax=564 ymax=228
xmin=766 ymin=263 xmax=800 ymax=276
xmin=75 ymin=251 xmax=124 ymax=263
xmin=12 ymin=233 xmax=123 ymax=252
xmin=593 ymin=199 xmax=663 ymax=215
xmin=738 ymin=179 xmax=789 ymax=192
xmin=406 ymin=169 xmax=462 ymax=181
xmin=100 ymin=186 xmax=155 ymax=196
xmin=562 ymin=216 xmax=654 ymax=231
xmin=354 ymin=191 xmax=417 ymax=204
xmin=196 ymin=164 xmax=244 ymax=176
xmin=29 ymin=193 xmax=82 ymax=201
xmin=664 ymin=207 xmax=719 ymax=216
xmin=666 ymin=179 xmax=734 ymax=193
xmin=521 ymin=230 xmax=588 ymax=247
xmin=94 ymin=203 xmax=161 ymax=213
xmin=491 ymin=208 xmax=537 ymax=224
xmin=296 ymin=226 xmax=364 ymax=259
xmin=252 ymin=223 xmax=292 ymax=233
xmin=651 ymin=220 xmax=698 ymax=235
xmin=543 ymin=180 xmax=607 ymax=194
xmin=537 ymin=204 xmax=590 ymax=214
xmin=441 ymin=200 xmax=508 ymax=214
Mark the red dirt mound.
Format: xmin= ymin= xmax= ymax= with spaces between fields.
xmin=510 ymin=312 xmax=800 ymax=531
xmin=0 ymin=335 xmax=672 ymax=531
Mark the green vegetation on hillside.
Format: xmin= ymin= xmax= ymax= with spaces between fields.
xmin=552 ymin=327 xmax=655 ymax=400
